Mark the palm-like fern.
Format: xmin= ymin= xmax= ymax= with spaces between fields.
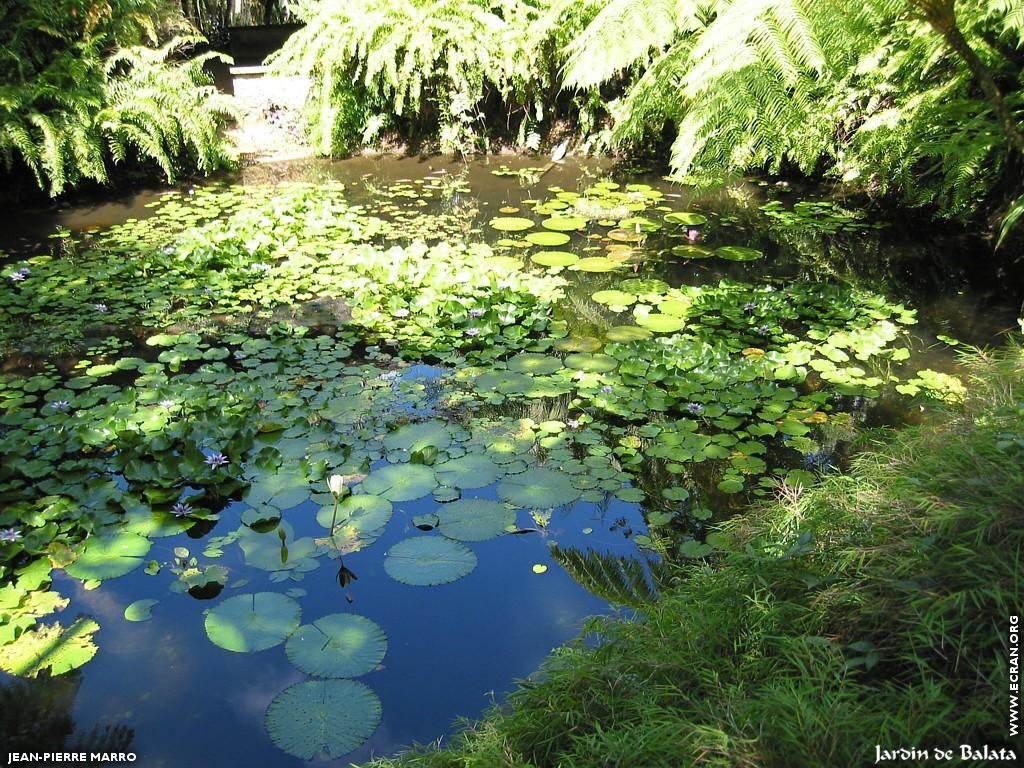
xmin=551 ymin=545 xmax=659 ymax=608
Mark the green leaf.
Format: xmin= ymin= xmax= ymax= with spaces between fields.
xmin=65 ymin=532 xmax=152 ymax=582
xmin=124 ymin=599 xmax=158 ymax=622
xmin=0 ymin=617 xmax=99 ymax=677
xmin=204 ymin=592 xmax=301 ymax=652
xmin=435 ymin=499 xmax=515 ymax=542
xmin=360 ymin=463 xmax=437 ymax=502
xmin=265 ymin=679 xmax=381 ymax=760
xmin=383 ymin=537 xmax=477 ymax=586
xmin=497 ymin=467 xmax=582 ymax=509
xmin=285 ymin=613 xmax=387 ymax=678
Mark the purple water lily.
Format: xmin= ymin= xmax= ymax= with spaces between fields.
xmin=0 ymin=528 xmax=22 ymax=543
xmin=757 ymin=324 xmax=771 ymax=335
xmin=686 ymin=402 xmax=704 ymax=415
xmin=8 ymin=272 xmax=26 ymax=282
xmin=601 ymin=385 xmax=614 ymax=394
xmin=250 ymin=262 xmax=272 ymax=272
xmin=687 ymin=229 xmax=701 ymax=242
xmin=94 ymin=303 xmax=109 ymax=313
xmin=465 ymin=328 xmax=481 ymax=337
xmin=743 ymin=302 xmax=757 ymax=313
xmin=50 ymin=400 xmax=71 ymax=411
xmin=171 ymin=502 xmax=193 ymax=517
xmin=204 ymin=452 xmax=228 ymax=469
xmin=468 ymin=308 xmax=485 ymax=318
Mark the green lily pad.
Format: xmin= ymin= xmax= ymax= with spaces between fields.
xmin=65 ymin=532 xmax=152 ymax=581
xmin=435 ymin=499 xmax=515 ymax=542
xmin=531 ymin=251 xmax=579 ymax=267
xmin=605 ymin=326 xmax=653 ymax=342
xmin=383 ymin=420 xmax=453 ymax=453
xmin=564 ymin=353 xmax=618 ymax=373
xmin=0 ymin=617 xmax=99 ymax=677
xmin=238 ymin=522 xmax=317 ymax=572
xmin=525 ymin=231 xmax=571 ymax=247
xmin=383 ymin=537 xmax=477 ymax=586
xmin=360 ymin=463 xmax=436 ymax=502
xmin=316 ymin=494 xmax=393 ymax=536
xmin=489 ymin=217 xmax=535 ymax=232
xmin=592 ymin=289 xmax=636 ymax=308
xmin=507 ymin=353 xmax=563 ymax=374
xmin=124 ymin=599 xmax=158 ymax=622
xmin=433 ymin=454 xmax=502 ymax=489
xmin=285 ymin=613 xmax=387 ymax=678
xmin=542 ymin=216 xmax=586 ymax=231
xmin=571 ymin=257 xmax=621 ymax=272
xmin=265 ymin=679 xmax=381 ymax=760
xmin=497 ymin=467 xmax=581 ymax=509
xmin=671 ymin=244 xmax=713 ymax=259
xmin=635 ymin=313 xmax=685 ymax=333
xmin=715 ymin=246 xmax=764 ymax=261
xmin=204 ymin=592 xmax=301 ymax=653
xmin=664 ymin=212 xmax=708 ymax=226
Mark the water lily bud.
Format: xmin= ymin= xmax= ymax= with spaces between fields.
xmin=328 ymin=474 xmax=345 ymax=497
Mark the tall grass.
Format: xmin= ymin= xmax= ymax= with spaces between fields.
xmin=366 ymin=343 xmax=1024 ymax=767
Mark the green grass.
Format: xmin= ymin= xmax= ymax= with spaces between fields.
xmin=365 ymin=343 xmax=1024 ymax=767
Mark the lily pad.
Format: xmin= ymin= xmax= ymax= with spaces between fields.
xmin=65 ymin=532 xmax=152 ymax=581
xmin=0 ymin=617 xmax=99 ymax=677
xmin=507 ymin=353 xmax=563 ymax=375
xmin=383 ymin=420 xmax=453 ymax=453
xmin=531 ymin=251 xmax=579 ymax=267
xmin=497 ymin=467 xmax=581 ymax=509
xmin=605 ymin=326 xmax=653 ymax=342
xmin=124 ymin=599 xmax=158 ymax=622
xmin=433 ymin=454 xmax=502 ymax=489
xmin=435 ymin=499 xmax=515 ymax=542
xmin=383 ymin=537 xmax=477 ymax=586
xmin=564 ymin=353 xmax=618 ymax=373
xmin=316 ymin=494 xmax=393 ymax=536
xmin=489 ymin=217 xmax=534 ymax=232
xmin=285 ymin=613 xmax=387 ymax=678
xmin=571 ymin=257 xmax=621 ymax=272
xmin=715 ymin=246 xmax=764 ymax=261
xmin=635 ymin=313 xmax=685 ymax=333
xmin=542 ymin=216 xmax=586 ymax=231
xmin=525 ymin=231 xmax=571 ymax=247
xmin=664 ymin=212 xmax=708 ymax=226
xmin=204 ymin=592 xmax=301 ymax=653
xmin=360 ymin=463 xmax=436 ymax=502
xmin=671 ymin=244 xmax=713 ymax=259
xmin=265 ymin=679 xmax=381 ymax=760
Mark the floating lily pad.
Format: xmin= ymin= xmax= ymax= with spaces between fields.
xmin=435 ymin=499 xmax=515 ymax=542
xmin=507 ymin=353 xmax=563 ymax=374
xmin=572 ymin=257 xmax=621 ymax=272
xmin=715 ymin=246 xmax=764 ymax=261
xmin=316 ymin=494 xmax=393 ymax=537
xmin=525 ymin=231 xmax=571 ymax=247
xmin=238 ymin=522 xmax=317 ymax=572
xmin=564 ymin=353 xmax=618 ymax=372
xmin=265 ymin=679 xmax=381 ymax=760
xmin=383 ymin=420 xmax=453 ymax=453
xmin=635 ymin=313 xmax=685 ymax=333
xmin=592 ymin=290 xmax=636 ymax=308
xmin=285 ymin=613 xmax=387 ymax=678
xmin=124 ymin=599 xmax=158 ymax=622
xmin=65 ymin=532 xmax=152 ymax=581
xmin=383 ymin=537 xmax=477 ymax=586
xmin=671 ymin=244 xmax=713 ymax=259
xmin=553 ymin=336 xmax=603 ymax=353
xmin=497 ymin=467 xmax=581 ymax=509
xmin=531 ymin=251 xmax=579 ymax=267
xmin=204 ymin=592 xmax=301 ymax=653
xmin=360 ymin=464 xmax=436 ymax=502
xmin=605 ymin=326 xmax=653 ymax=342
xmin=489 ymin=217 xmax=534 ymax=232
xmin=664 ymin=212 xmax=708 ymax=226
xmin=542 ymin=216 xmax=586 ymax=231
xmin=433 ymin=454 xmax=502 ymax=489
xmin=0 ymin=617 xmax=99 ymax=677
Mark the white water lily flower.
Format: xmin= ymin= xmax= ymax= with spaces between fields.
xmin=328 ymin=474 xmax=345 ymax=497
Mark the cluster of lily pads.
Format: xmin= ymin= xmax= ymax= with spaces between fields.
xmin=0 ymin=171 xmax=960 ymax=760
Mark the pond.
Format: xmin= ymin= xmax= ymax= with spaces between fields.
xmin=0 ymin=156 xmax=1019 ymax=766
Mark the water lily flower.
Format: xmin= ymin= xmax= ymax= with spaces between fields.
xmin=465 ymin=328 xmax=481 ymax=337
xmin=327 ymin=474 xmax=345 ymax=497
xmin=159 ymin=399 xmax=176 ymax=409
xmin=0 ymin=528 xmax=22 ymax=542
xmin=686 ymin=402 xmax=704 ymax=415
xmin=743 ymin=302 xmax=757 ymax=313
xmin=171 ymin=502 xmax=193 ymax=517
xmin=94 ymin=303 xmax=109 ymax=313
xmin=204 ymin=452 xmax=228 ymax=469
xmin=687 ymin=229 xmax=701 ymax=242
xmin=567 ymin=418 xmax=581 ymax=429
xmin=379 ymin=370 xmax=400 ymax=382
xmin=250 ymin=262 xmax=272 ymax=272
xmin=601 ymin=385 xmax=614 ymax=394
xmin=50 ymin=400 xmax=71 ymax=411
xmin=758 ymin=324 xmax=771 ymax=335
xmin=393 ymin=308 xmax=410 ymax=318
xmin=468 ymin=308 xmax=485 ymax=318
xmin=9 ymin=272 xmax=26 ymax=282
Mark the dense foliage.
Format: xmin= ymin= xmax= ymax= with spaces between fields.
xmin=0 ymin=0 xmax=235 ymax=196
xmin=276 ymin=0 xmax=1024 ymax=220
xmin=366 ymin=344 xmax=1024 ymax=767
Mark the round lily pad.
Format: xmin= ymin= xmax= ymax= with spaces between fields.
xmin=360 ymin=463 xmax=436 ymax=502
xmin=605 ymin=326 xmax=653 ymax=342
xmin=433 ymin=454 xmax=502 ymax=489
xmin=65 ymin=532 xmax=152 ymax=581
xmin=383 ymin=537 xmax=477 ymax=586
xmin=507 ymin=353 xmax=563 ymax=374
xmin=635 ymin=313 xmax=685 ymax=333
xmin=124 ymin=599 xmax=158 ymax=622
xmin=497 ymin=467 xmax=581 ymax=509
xmin=564 ymin=353 xmax=618 ymax=373
xmin=316 ymin=493 xmax=393 ymax=534
xmin=525 ymin=231 xmax=571 ymax=247
xmin=542 ymin=216 xmax=586 ymax=231
xmin=383 ymin=420 xmax=453 ymax=453
xmin=285 ymin=613 xmax=387 ymax=678
xmin=489 ymin=217 xmax=534 ymax=232
xmin=592 ymin=290 xmax=636 ymax=307
xmin=715 ymin=246 xmax=764 ymax=261
xmin=664 ymin=212 xmax=708 ymax=226
xmin=572 ymin=257 xmax=621 ymax=272
xmin=671 ymin=244 xmax=712 ymax=259
xmin=531 ymin=251 xmax=579 ymax=267
xmin=204 ymin=592 xmax=301 ymax=653
xmin=554 ymin=336 xmax=603 ymax=352
xmin=435 ymin=499 xmax=515 ymax=542
xmin=265 ymin=679 xmax=381 ymax=760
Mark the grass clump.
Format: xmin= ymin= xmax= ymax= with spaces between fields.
xmin=366 ymin=343 xmax=1024 ymax=767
